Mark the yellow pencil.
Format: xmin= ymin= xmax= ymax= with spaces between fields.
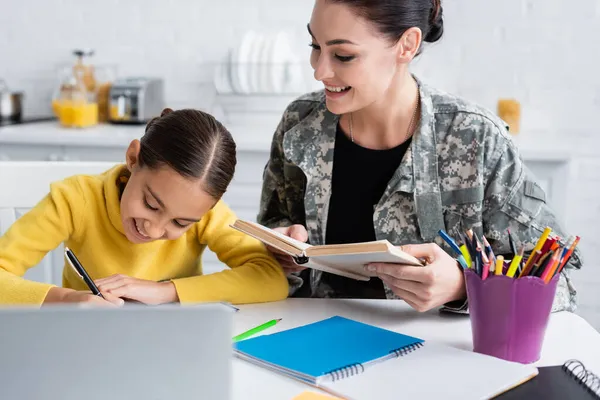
xmin=495 ymin=255 xmax=504 ymax=276
xmin=506 ymin=247 xmax=524 ymax=278
xmin=520 ymin=226 xmax=552 ymax=277
xmin=460 ymin=244 xmax=472 ymax=268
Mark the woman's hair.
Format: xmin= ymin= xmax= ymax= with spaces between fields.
xmin=139 ymin=108 xmax=237 ymax=200
xmin=328 ymin=0 xmax=443 ymax=46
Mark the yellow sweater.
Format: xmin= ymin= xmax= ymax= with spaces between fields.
xmin=0 ymin=164 xmax=288 ymax=305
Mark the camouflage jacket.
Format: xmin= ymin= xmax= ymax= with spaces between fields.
xmin=257 ymin=77 xmax=582 ymax=313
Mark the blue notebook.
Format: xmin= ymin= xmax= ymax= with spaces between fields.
xmin=233 ymin=316 xmax=424 ymax=384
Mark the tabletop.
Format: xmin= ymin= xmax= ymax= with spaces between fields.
xmin=229 ymin=298 xmax=600 ymax=400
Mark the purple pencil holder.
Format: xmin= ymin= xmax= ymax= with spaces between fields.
xmin=464 ymin=269 xmax=559 ymax=364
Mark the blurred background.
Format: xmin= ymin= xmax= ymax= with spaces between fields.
xmin=0 ymin=0 xmax=598 ymax=328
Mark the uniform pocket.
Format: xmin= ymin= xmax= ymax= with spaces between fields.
xmin=442 ymin=186 xmax=485 ymax=237
xmin=503 ymin=180 xmax=547 ymax=225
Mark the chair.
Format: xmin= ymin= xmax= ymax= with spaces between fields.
xmin=0 ymin=161 xmax=116 ymax=285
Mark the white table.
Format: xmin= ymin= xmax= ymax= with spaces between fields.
xmin=230 ymin=298 xmax=600 ymax=400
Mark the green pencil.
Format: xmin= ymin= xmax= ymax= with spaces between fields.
xmin=232 ymin=318 xmax=282 ymax=342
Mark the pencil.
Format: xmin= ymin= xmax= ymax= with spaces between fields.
xmin=479 ymin=246 xmax=489 ymax=279
xmin=557 ymin=236 xmax=580 ymax=274
xmin=531 ymin=250 xmax=553 ymax=278
xmin=460 ymin=244 xmax=472 ymax=268
xmin=520 ymin=250 xmax=542 ymax=277
xmin=506 ymin=247 xmax=524 ymax=278
xmin=483 ymin=236 xmax=496 ymax=266
xmin=541 ymin=251 xmax=561 ymax=283
xmin=522 ymin=227 xmax=552 ymax=275
xmin=507 ymin=229 xmax=518 ymax=257
xmin=495 ymin=255 xmax=504 ymax=276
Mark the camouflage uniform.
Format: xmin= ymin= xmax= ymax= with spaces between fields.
xmin=257 ymin=77 xmax=582 ymax=313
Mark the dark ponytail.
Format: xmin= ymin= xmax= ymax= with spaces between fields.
xmin=139 ymin=108 xmax=236 ymax=200
xmin=329 ymin=0 xmax=444 ymax=47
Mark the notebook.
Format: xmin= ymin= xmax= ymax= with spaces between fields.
xmin=495 ymin=360 xmax=600 ymax=399
xmin=230 ymin=220 xmax=423 ymax=281
xmin=234 ymin=316 xmax=539 ymax=400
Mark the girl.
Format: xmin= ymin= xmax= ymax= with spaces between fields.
xmin=0 ymin=108 xmax=288 ymax=306
xmin=257 ymin=0 xmax=582 ymax=313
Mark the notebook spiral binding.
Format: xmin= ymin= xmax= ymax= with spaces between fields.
xmin=327 ymin=363 xmax=365 ymax=382
xmin=389 ymin=341 xmax=424 ymax=358
xmin=563 ymin=359 xmax=600 ymax=398
xmin=325 ymin=342 xmax=424 ymax=382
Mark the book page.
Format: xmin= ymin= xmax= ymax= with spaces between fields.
xmin=231 ymin=221 xmax=311 ymax=255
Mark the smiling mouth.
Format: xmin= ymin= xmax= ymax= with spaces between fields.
xmin=132 ymin=219 xmax=151 ymax=241
xmin=325 ymin=85 xmax=351 ymax=93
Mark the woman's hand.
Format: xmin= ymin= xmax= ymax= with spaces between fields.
xmin=366 ymin=243 xmax=466 ymax=312
xmin=43 ymin=287 xmax=124 ymax=307
xmin=95 ymin=275 xmax=179 ymax=305
xmin=267 ymin=225 xmax=309 ymax=275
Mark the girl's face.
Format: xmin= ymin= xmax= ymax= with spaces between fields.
xmin=119 ymin=141 xmax=216 ymax=244
xmin=308 ymin=0 xmax=414 ymax=115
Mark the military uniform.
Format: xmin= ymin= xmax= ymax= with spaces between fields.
xmin=257 ymin=77 xmax=582 ymax=313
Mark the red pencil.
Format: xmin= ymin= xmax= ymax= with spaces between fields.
xmin=556 ymin=236 xmax=580 ymax=274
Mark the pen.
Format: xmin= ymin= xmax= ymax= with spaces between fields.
xmin=438 ymin=230 xmax=468 ymax=269
xmin=64 ymin=247 xmax=104 ymax=298
xmin=438 ymin=229 xmax=463 ymax=255
xmin=233 ymin=318 xmax=282 ymax=342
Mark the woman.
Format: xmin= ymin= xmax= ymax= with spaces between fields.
xmin=257 ymin=0 xmax=582 ymax=313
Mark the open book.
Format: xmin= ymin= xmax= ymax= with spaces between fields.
xmin=231 ymin=220 xmax=424 ymax=281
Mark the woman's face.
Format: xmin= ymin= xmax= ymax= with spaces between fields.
xmin=308 ymin=0 xmax=403 ymax=115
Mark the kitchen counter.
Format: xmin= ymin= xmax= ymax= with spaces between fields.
xmin=0 ymin=120 xmax=572 ymax=164
xmin=0 ymin=121 xmax=274 ymax=153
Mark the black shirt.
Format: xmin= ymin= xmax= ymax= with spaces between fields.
xmin=318 ymin=123 xmax=412 ymax=298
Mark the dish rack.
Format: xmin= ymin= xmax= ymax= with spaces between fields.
xmin=212 ymin=30 xmax=321 ymax=128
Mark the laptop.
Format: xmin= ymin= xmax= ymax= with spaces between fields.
xmin=0 ymin=303 xmax=233 ymax=400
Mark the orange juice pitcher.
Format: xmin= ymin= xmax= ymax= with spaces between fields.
xmin=52 ymin=49 xmax=99 ymax=128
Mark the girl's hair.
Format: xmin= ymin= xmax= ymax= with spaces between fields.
xmin=139 ymin=108 xmax=236 ymax=200
xmin=328 ymin=0 xmax=443 ymax=47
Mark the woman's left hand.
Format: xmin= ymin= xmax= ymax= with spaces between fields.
xmin=365 ymin=243 xmax=466 ymax=312
xmin=95 ymin=275 xmax=179 ymax=305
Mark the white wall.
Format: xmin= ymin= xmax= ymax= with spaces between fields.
xmin=1 ymin=0 xmax=599 ymax=325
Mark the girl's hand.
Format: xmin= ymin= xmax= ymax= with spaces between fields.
xmin=267 ymin=225 xmax=309 ymax=275
xmin=43 ymin=287 xmax=124 ymax=307
xmin=366 ymin=243 xmax=466 ymax=312
xmin=95 ymin=275 xmax=179 ymax=305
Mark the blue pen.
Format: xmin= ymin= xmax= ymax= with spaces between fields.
xmin=438 ymin=229 xmax=463 ymax=255
xmin=438 ymin=230 xmax=468 ymax=270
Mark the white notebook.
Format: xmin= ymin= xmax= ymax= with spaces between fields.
xmin=321 ymin=342 xmax=537 ymax=400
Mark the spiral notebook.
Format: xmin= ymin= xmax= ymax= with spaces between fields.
xmin=234 ymin=316 xmax=539 ymax=399
xmin=496 ymin=359 xmax=600 ymax=399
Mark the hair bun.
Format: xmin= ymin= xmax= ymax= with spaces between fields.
xmin=160 ymin=107 xmax=174 ymax=117
xmin=424 ymin=0 xmax=444 ymax=43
